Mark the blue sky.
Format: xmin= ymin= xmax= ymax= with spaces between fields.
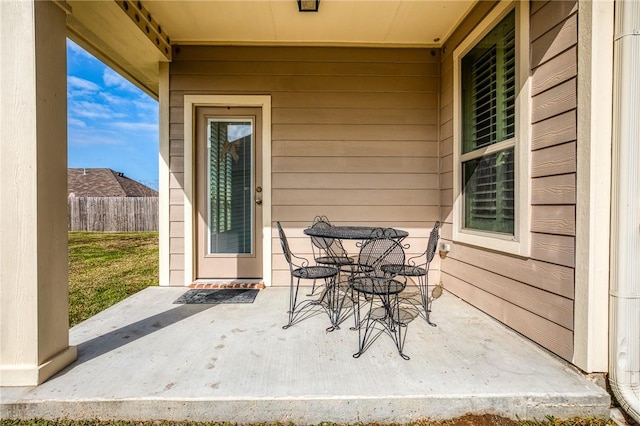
xmin=67 ymin=39 xmax=159 ymax=190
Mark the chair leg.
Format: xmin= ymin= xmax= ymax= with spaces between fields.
xmin=349 ymin=284 xmax=370 ymax=331
xmin=418 ymin=275 xmax=437 ymax=327
xmin=325 ymin=275 xmax=350 ymax=332
xmin=353 ymin=291 xmax=409 ymax=360
xmin=390 ymin=294 xmax=410 ymax=360
xmin=353 ymin=291 xmax=376 ymax=358
xmin=283 ymin=274 xmax=336 ymax=329
xmin=307 ymin=278 xmax=318 ymax=296
xmin=283 ymin=275 xmax=301 ymax=329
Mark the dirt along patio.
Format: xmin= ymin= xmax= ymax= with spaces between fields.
xmin=0 ymin=286 xmax=610 ymax=424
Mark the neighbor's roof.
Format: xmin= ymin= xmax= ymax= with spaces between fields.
xmin=68 ymin=168 xmax=158 ymax=197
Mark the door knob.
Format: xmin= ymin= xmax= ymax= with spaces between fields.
xmin=256 ymin=198 xmax=262 ymax=205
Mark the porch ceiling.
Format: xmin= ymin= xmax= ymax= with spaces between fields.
xmin=65 ymin=0 xmax=475 ymax=97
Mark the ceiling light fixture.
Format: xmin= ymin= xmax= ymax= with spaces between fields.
xmin=297 ymin=0 xmax=319 ymax=12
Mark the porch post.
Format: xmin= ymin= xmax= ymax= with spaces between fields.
xmin=158 ymin=62 xmax=171 ymax=286
xmin=0 ymin=0 xmax=77 ymax=385
xmin=574 ymin=0 xmax=614 ymax=373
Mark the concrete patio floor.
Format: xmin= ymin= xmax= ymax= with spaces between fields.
xmin=1 ymin=287 xmax=610 ymax=424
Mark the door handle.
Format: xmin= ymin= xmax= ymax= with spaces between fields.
xmin=256 ymin=198 xmax=262 ymax=205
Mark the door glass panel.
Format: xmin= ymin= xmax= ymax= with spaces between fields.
xmin=207 ymin=118 xmax=253 ymax=254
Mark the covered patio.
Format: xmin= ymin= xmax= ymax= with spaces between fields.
xmin=4 ymin=0 xmax=640 ymax=422
xmin=1 ymin=287 xmax=610 ymax=423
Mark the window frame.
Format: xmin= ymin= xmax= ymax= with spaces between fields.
xmin=452 ymin=0 xmax=530 ymax=257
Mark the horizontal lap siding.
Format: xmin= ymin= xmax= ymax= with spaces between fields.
xmin=530 ymin=0 xmax=578 ymax=275
xmin=439 ymin=1 xmax=578 ymax=361
xmin=168 ymin=46 xmax=440 ymax=286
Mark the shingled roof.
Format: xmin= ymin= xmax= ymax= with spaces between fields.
xmin=68 ymin=168 xmax=158 ymax=197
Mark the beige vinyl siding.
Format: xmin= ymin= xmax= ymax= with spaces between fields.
xmin=168 ymin=46 xmax=440 ymax=286
xmin=440 ymin=0 xmax=578 ymax=361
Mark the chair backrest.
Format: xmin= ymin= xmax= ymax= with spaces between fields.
xmin=276 ymin=221 xmax=293 ymax=265
xmin=425 ymin=221 xmax=441 ymax=263
xmin=309 ymin=217 xmax=333 ymax=252
xmin=357 ymin=230 xmax=405 ymax=277
xmin=309 ymin=216 xmax=348 ymax=259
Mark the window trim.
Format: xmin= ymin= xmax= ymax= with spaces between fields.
xmin=452 ymin=0 xmax=530 ymax=257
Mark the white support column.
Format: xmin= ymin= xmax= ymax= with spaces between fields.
xmin=158 ymin=62 xmax=171 ymax=286
xmin=573 ymin=0 xmax=614 ymax=373
xmin=0 ymin=0 xmax=77 ymax=386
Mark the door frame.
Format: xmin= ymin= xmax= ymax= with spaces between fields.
xmin=184 ymin=95 xmax=272 ymax=286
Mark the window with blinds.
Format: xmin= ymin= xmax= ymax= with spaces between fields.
xmin=207 ymin=119 xmax=253 ymax=254
xmin=460 ymin=10 xmax=516 ymax=235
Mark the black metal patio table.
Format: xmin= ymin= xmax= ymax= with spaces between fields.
xmin=303 ymin=225 xmax=408 ymax=331
xmin=304 ymin=226 xmax=408 ymax=241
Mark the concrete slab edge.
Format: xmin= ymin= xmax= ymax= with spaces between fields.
xmin=1 ymin=395 xmax=611 ymax=423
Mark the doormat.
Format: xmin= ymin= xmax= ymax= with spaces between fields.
xmin=190 ymin=282 xmax=265 ymax=289
xmin=173 ymin=289 xmax=259 ymax=305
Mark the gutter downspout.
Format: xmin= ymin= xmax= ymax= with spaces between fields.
xmin=609 ymin=0 xmax=640 ymax=422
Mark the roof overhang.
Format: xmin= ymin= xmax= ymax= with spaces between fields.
xmin=66 ymin=0 xmax=477 ymax=98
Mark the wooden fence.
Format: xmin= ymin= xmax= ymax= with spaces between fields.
xmin=68 ymin=197 xmax=158 ymax=231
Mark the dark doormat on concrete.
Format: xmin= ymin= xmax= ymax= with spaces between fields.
xmin=173 ymin=289 xmax=259 ymax=305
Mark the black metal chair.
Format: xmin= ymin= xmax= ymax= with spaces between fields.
xmin=349 ymin=229 xmax=412 ymax=360
xmin=277 ymin=221 xmax=338 ymax=329
xmin=307 ymin=216 xmax=354 ymax=295
xmin=382 ymin=221 xmax=441 ymax=326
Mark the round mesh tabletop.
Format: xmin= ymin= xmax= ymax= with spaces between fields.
xmin=303 ymin=225 xmax=408 ymax=240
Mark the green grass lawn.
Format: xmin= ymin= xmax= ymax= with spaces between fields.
xmin=68 ymin=231 xmax=159 ymax=327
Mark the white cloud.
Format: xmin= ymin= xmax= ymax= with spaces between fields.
xmin=132 ymin=98 xmax=158 ymax=111
xmin=71 ymin=101 xmax=126 ymax=120
xmin=67 ymin=40 xmax=94 ymax=60
xmin=68 ymin=76 xmax=100 ymax=92
xmin=99 ymin=92 xmax=128 ymax=106
xmin=103 ymin=68 xmax=136 ymax=92
xmin=68 ymin=117 xmax=87 ymax=128
xmin=68 ymin=129 xmax=126 ymax=147
xmin=112 ymin=122 xmax=159 ymax=132
xmin=67 ymin=76 xmax=102 ymax=99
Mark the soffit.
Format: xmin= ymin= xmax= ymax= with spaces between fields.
xmin=143 ymin=0 xmax=475 ymax=46
xmin=66 ymin=0 xmax=476 ymax=97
